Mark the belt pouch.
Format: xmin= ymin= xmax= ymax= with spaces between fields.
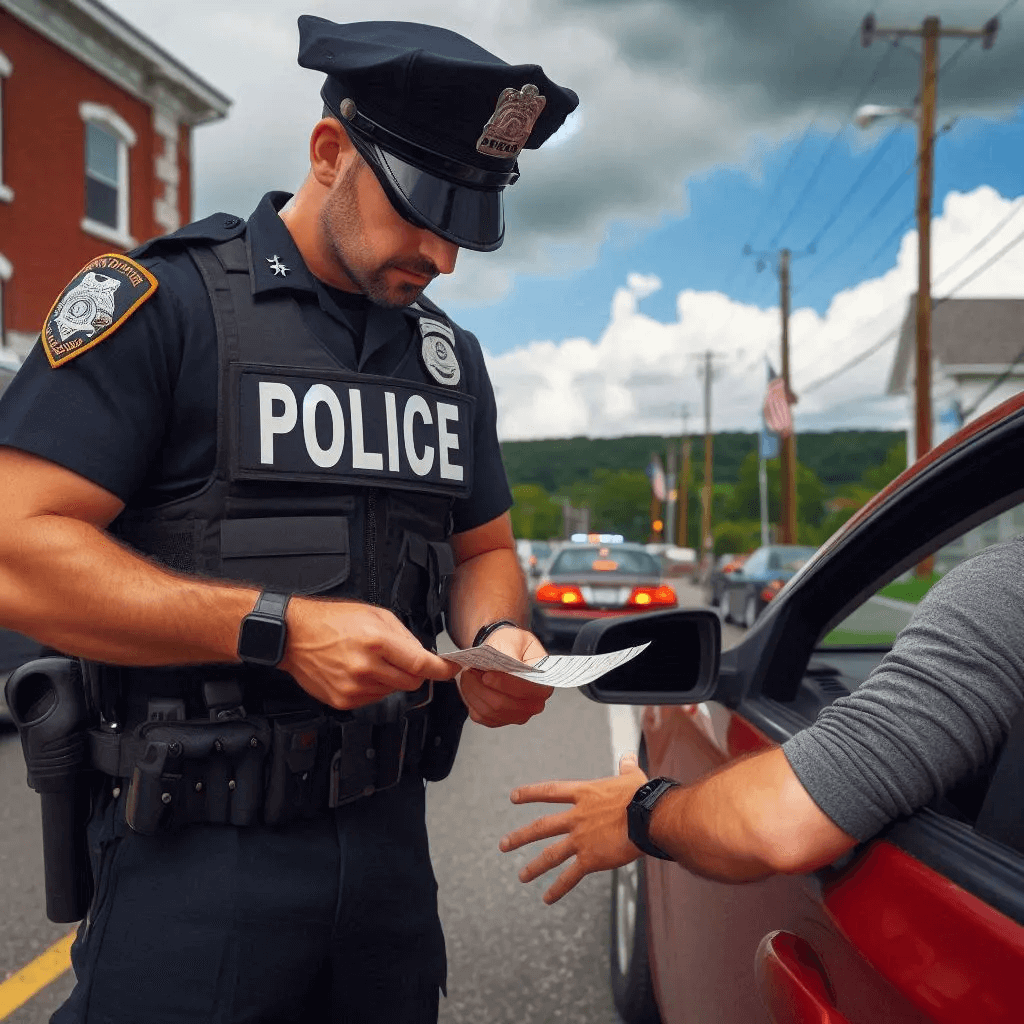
xmin=126 ymin=719 xmax=270 ymax=834
xmin=263 ymin=713 xmax=328 ymax=826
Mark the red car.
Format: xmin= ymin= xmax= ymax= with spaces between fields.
xmin=578 ymin=390 xmax=1024 ymax=1024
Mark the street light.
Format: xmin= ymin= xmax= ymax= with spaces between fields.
xmin=853 ymin=103 xmax=918 ymax=130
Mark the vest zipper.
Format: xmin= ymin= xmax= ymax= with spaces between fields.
xmin=366 ymin=488 xmax=380 ymax=605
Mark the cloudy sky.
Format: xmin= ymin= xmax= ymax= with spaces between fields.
xmin=105 ymin=0 xmax=1024 ymax=440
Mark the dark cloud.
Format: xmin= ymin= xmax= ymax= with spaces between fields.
xmin=552 ymin=0 xmax=1024 ymax=117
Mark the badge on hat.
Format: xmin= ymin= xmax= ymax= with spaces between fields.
xmin=42 ymin=254 xmax=158 ymax=368
xmin=476 ymin=84 xmax=547 ymax=159
xmin=419 ymin=318 xmax=461 ymax=387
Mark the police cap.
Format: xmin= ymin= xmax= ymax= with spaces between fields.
xmin=297 ymin=17 xmax=579 ymax=252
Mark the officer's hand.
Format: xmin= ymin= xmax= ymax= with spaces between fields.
xmin=281 ymin=599 xmax=458 ymax=711
xmin=458 ymin=626 xmax=553 ymax=727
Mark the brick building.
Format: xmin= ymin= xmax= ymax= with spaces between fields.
xmin=0 ymin=0 xmax=230 ymax=359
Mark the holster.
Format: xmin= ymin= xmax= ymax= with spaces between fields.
xmin=418 ymin=679 xmax=468 ymax=782
xmin=4 ymin=657 xmax=96 ymax=923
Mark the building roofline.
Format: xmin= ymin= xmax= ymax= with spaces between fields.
xmin=1 ymin=0 xmax=231 ymax=123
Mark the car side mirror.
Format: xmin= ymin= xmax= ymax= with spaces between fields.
xmin=572 ymin=609 xmax=721 ymax=705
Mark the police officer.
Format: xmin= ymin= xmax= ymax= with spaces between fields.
xmin=0 ymin=17 xmax=577 ymax=1024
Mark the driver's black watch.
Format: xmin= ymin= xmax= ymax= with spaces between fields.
xmin=237 ymin=591 xmax=292 ymax=667
xmin=627 ymin=776 xmax=680 ymax=860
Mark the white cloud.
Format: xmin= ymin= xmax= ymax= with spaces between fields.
xmin=487 ymin=185 xmax=1024 ymax=439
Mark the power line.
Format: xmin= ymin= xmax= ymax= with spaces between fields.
xmin=801 ymin=216 xmax=1024 ymax=395
xmin=851 ymin=210 xmax=917 ymax=281
xmin=803 ymin=125 xmax=902 ymax=253
xmin=766 ymin=38 xmax=904 ymax=250
xmin=933 ymin=196 xmax=1024 ymax=287
xmin=793 ymin=157 xmax=914 ymax=295
xmin=742 ymin=24 xmax=862 ymax=251
xmin=934 ymin=222 xmax=1024 ymax=305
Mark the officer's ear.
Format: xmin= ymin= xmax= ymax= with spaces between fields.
xmin=309 ymin=117 xmax=357 ymax=188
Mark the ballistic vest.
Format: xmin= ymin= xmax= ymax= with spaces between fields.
xmin=94 ymin=223 xmax=474 ymax=722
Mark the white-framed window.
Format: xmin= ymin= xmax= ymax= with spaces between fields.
xmin=0 ymin=253 xmax=12 ymax=348
xmin=0 ymin=50 xmax=12 ymax=203
xmin=80 ymin=102 xmax=137 ymax=248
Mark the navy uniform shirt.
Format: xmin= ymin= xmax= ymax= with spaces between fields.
xmin=0 ymin=192 xmax=512 ymax=533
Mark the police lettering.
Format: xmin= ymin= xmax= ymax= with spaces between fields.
xmin=257 ymin=380 xmax=464 ymax=482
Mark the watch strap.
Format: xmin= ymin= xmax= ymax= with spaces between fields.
xmin=472 ymin=619 xmax=520 ymax=647
xmin=628 ymin=776 xmax=680 ymax=860
xmin=252 ymin=591 xmax=291 ymax=618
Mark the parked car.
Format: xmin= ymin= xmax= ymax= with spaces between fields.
xmin=646 ymin=544 xmax=698 ymax=578
xmin=516 ymin=539 xmax=555 ymax=578
xmin=719 ymin=543 xmax=817 ymax=628
xmin=531 ymin=543 xmax=675 ymax=650
xmin=703 ymin=552 xmax=746 ymax=608
xmin=578 ymin=389 xmax=1024 ymax=1024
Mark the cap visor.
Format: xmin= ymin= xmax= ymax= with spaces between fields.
xmin=360 ymin=141 xmax=505 ymax=252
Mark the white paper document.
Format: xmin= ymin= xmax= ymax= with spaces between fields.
xmin=444 ymin=642 xmax=651 ymax=689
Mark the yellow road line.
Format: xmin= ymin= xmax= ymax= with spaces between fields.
xmin=0 ymin=931 xmax=75 ymax=1019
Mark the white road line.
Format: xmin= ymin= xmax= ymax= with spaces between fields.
xmin=607 ymin=704 xmax=641 ymax=773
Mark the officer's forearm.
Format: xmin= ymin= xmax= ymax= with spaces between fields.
xmin=448 ymin=546 xmax=528 ymax=649
xmin=0 ymin=511 xmax=257 ymax=666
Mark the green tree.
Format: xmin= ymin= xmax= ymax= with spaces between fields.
xmin=862 ymin=442 xmax=907 ymax=491
xmin=588 ymin=469 xmax=652 ymax=541
xmin=509 ymin=484 xmax=562 ymax=539
xmin=725 ymin=452 xmax=827 ymax=534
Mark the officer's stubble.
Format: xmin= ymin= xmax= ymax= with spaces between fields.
xmin=319 ymin=156 xmax=441 ymax=309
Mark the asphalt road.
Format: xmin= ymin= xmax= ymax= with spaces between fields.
xmin=0 ymin=578 xmax=737 ymax=1023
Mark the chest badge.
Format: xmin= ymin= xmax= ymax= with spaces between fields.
xmin=419 ymin=318 xmax=461 ymax=387
xmin=42 ymin=254 xmax=158 ymax=368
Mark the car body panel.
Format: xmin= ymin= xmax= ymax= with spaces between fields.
xmin=630 ymin=390 xmax=1024 ymax=1024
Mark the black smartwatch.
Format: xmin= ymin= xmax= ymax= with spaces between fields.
xmin=627 ymin=776 xmax=680 ymax=860
xmin=237 ymin=591 xmax=292 ymax=667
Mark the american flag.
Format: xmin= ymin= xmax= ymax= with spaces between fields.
xmin=646 ymin=453 xmax=666 ymax=501
xmin=763 ymin=374 xmax=794 ymax=438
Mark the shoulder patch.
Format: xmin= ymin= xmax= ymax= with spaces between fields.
xmin=42 ymin=254 xmax=158 ymax=368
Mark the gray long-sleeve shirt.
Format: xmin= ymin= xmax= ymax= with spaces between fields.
xmin=782 ymin=537 xmax=1024 ymax=842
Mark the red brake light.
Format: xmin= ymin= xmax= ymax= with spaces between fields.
xmin=536 ymin=583 xmax=586 ymax=606
xmin=627 ymin=585 xmax=677 ymax=607
xmin=760 ymin=580 xmax=784 ymax=603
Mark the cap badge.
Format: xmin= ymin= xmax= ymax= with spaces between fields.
xmin=419 ymin=318 xmax=461 ymax=387
xmin=267 ymin=255 xmax=290 ymax=277
xmin=476 ymin=84 xmax=547 ymax=159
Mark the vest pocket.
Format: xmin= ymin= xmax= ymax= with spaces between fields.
xmin=220 ymin=516 xmax=350 ymax=594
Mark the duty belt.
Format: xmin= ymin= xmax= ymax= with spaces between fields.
xmin=88 ymin=689 xmax=432 ymax=836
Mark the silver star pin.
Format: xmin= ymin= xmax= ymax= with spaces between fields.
xmin=267 ymin=255 xmax=290 ymax=277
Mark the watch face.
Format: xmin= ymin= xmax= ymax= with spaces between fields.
xmin=239 ymin=614 xmax=286 ymax=665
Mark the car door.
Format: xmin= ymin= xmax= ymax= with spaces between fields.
xmin=641 ymin=396 xmax=1024 ymax=1024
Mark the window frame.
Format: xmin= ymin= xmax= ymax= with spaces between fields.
xmin=0 ymin=50 xmax=12 ymax=203
xmin=79 ymin=102 xmax=137 ymax=248
xmin=0 ymin=252 xmax=10 ymax=347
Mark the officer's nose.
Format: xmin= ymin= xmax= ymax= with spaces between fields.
xmin=418 ymin=231 xmax=459 ymax=276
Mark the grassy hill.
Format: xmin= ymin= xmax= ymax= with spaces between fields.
xmin=500 ymin=431 xmax=904 ymax=491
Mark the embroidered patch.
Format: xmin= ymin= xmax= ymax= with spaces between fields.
xmin=42 ymin=254 xmax=158 ymax=368
xmin=419 ymin=318 xmax=461 ymax=387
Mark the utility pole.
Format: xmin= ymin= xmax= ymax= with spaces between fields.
xmin=862 ymin=13 xmax=998 ymax=463
xmin=665 ymin=442 xmax=678 ymax=546
xmin=678 ymin=407 xmax=691 ymax=549
xmin=699 ymin=351 xmax=714 ymax=568
xmin=862 ymin=13 xmax=998 ymax=574
xmin=745 ymin=245 xmax=809 ymax=543
xmin=779 ymin=249 xmax=798 ymax=545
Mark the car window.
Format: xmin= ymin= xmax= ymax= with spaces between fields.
xmin=550 ymin=547 xmax=660 ymax=575
xmin=820 ymin=499 xmax=1024 ymax=648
